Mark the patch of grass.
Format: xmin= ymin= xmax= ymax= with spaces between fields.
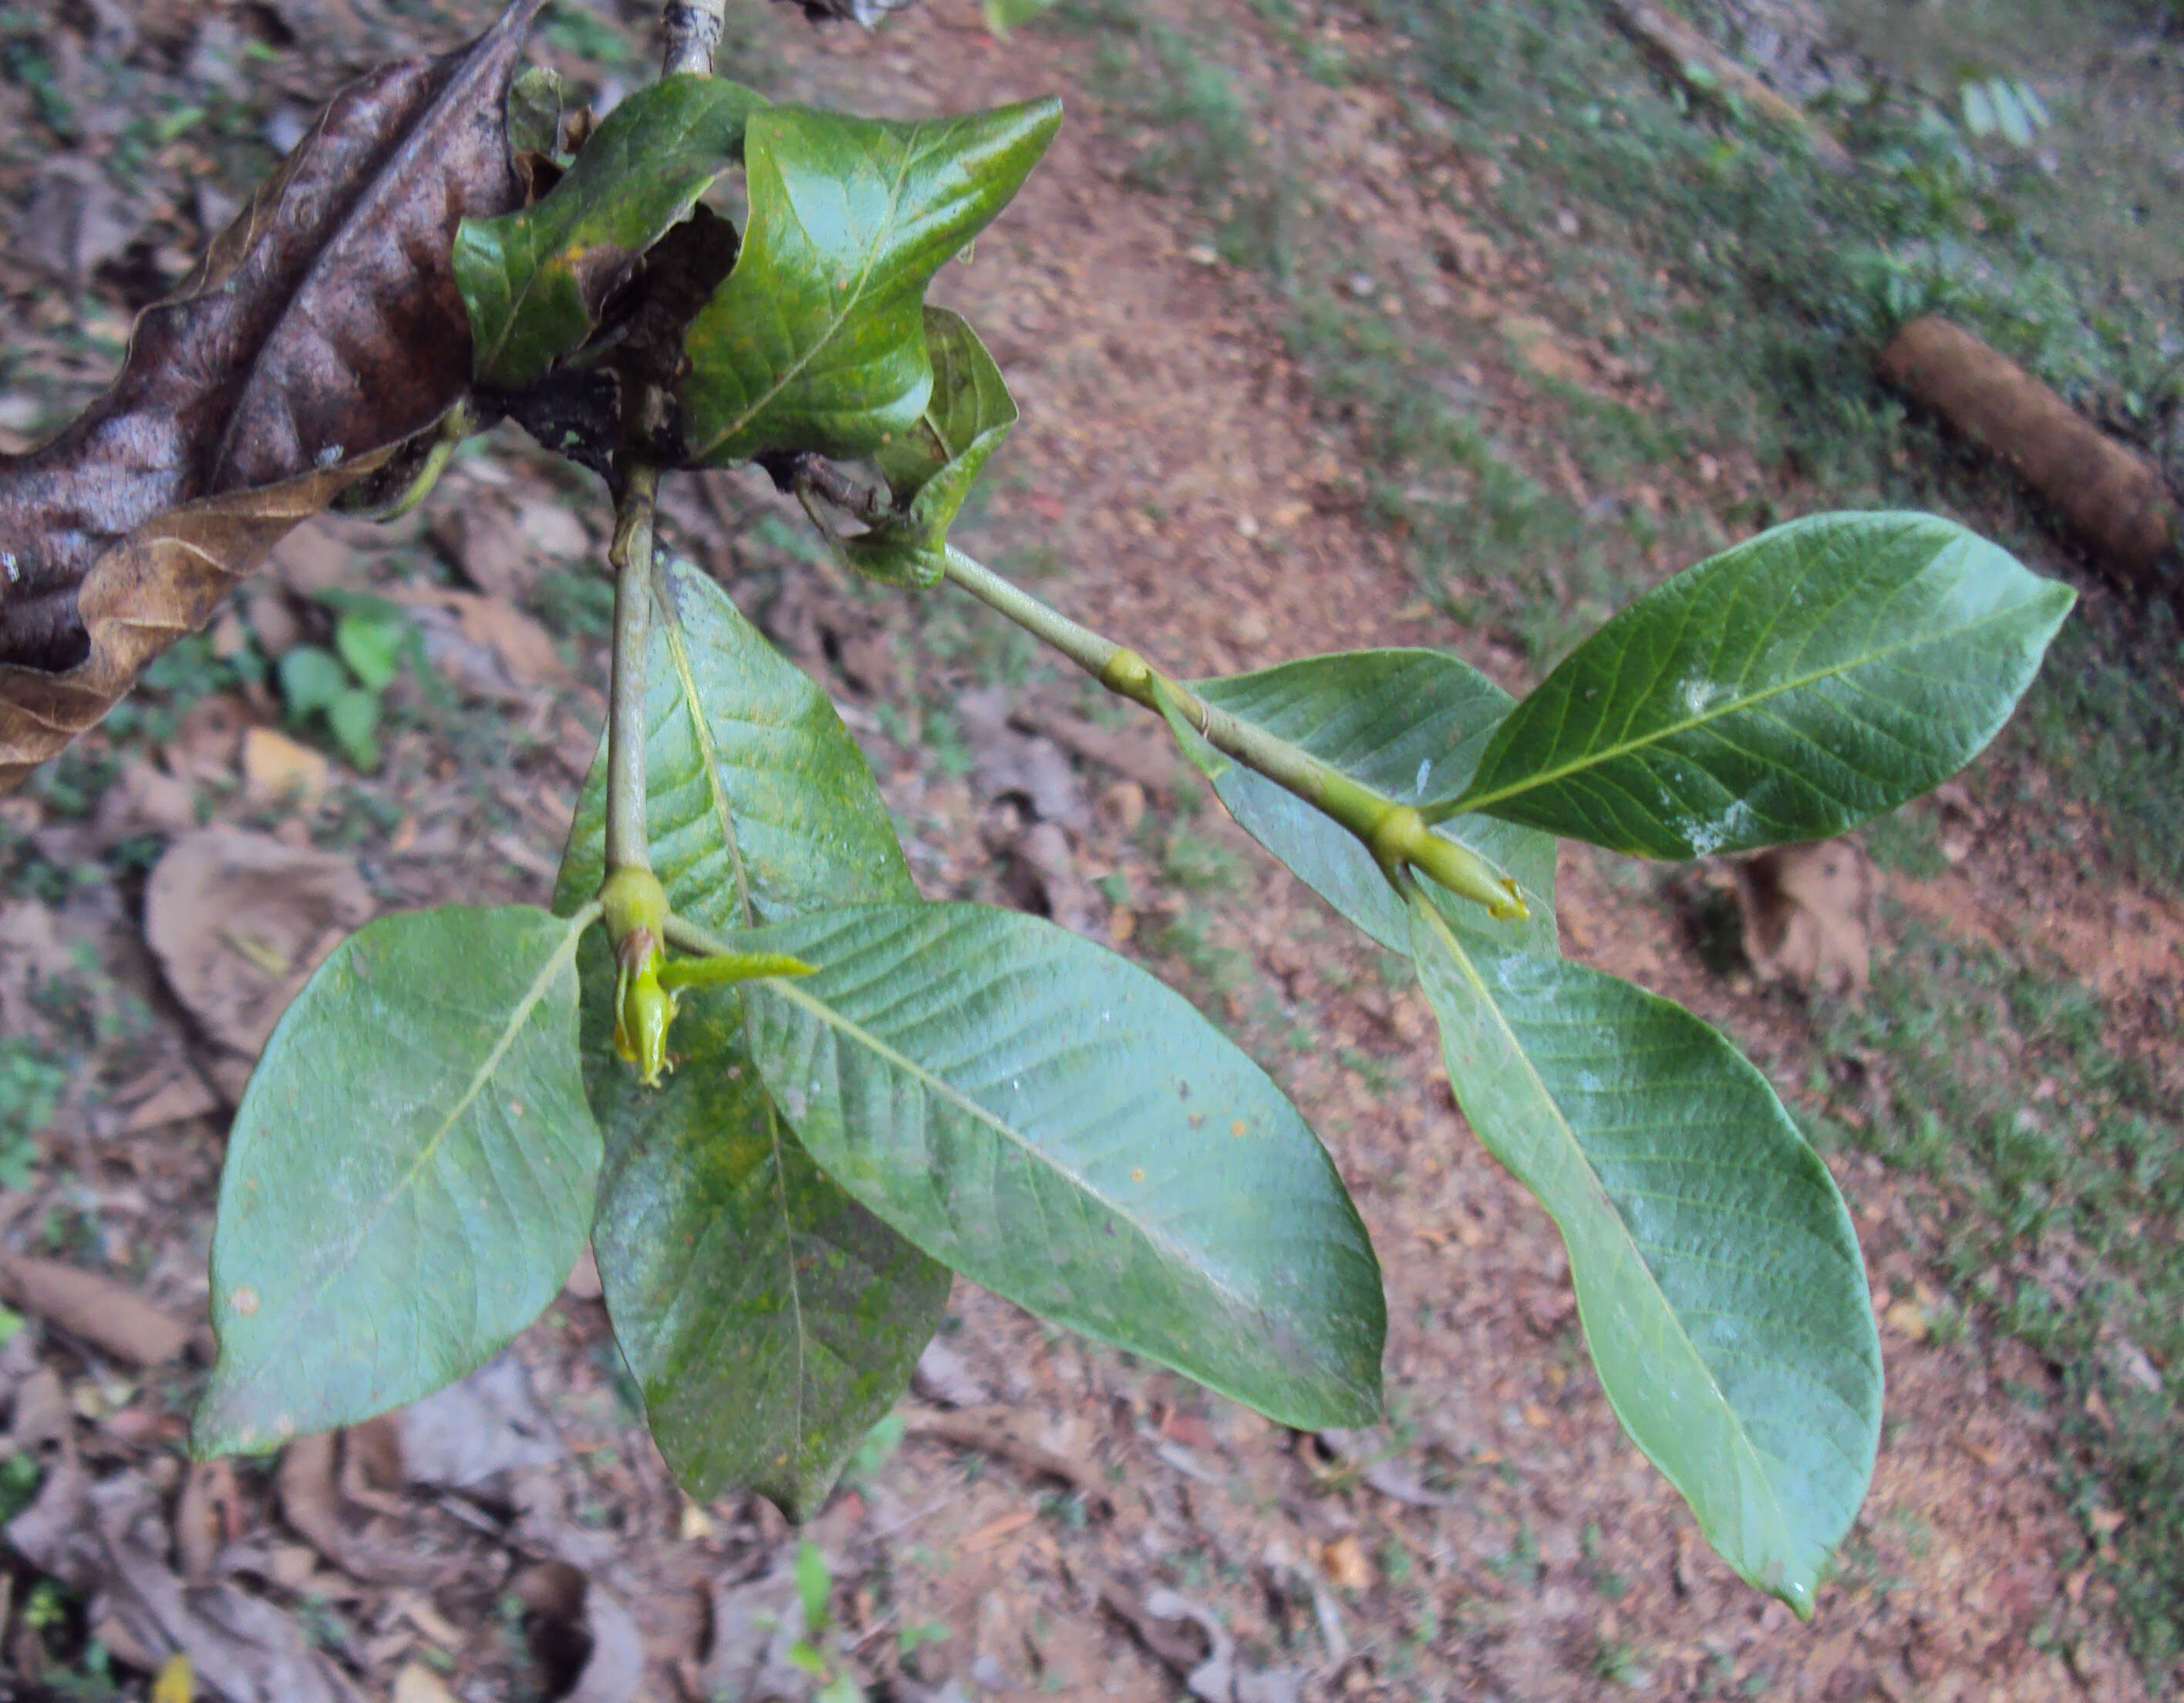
xmin=1054 ymin=0 xmax=1293 ymax=272
xmin=1161 ymin=825 xmax=1250 ymax=892
xmin=1063 ymin=0 xmax=2182 ymax=891
xmin=1814 ymin=917 xmax=2184 ymax=1683
xmin=2010 ymin=594 xmax=2184 ymax=894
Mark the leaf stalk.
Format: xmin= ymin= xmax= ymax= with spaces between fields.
xmin=940 ymin=546 xmax=1524 ymax=918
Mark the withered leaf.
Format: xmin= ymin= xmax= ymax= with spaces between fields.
xmin=0 ymin=0 xmax=545 ymax=791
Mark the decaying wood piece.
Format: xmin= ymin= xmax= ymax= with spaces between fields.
xmin=1879 ymin=315 xmax=2179 ymax=592
xmin=1606 ymin=0 xmax=1852 ymax=170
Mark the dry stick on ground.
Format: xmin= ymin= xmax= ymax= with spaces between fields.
xmin=0 ymin=1251 xmax=194 ymax=1368
xmin=1605 ymin=0 xmax=1852 ymax=170
xmin=1879 ymin=315 xmax=2181 ymax=594
xmin=902 ymin=1405 xmax=1117 ymax=1515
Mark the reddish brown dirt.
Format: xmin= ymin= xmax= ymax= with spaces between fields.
xmin=2 ymin=1 xmax=2176 ymax=1700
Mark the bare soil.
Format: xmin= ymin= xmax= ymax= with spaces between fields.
xmin=2 ymin=2 xmax=2179 ymax=1700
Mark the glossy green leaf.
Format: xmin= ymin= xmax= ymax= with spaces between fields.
xmin=195 ymin=905 xmax=599 ymax=1455
xmin=740 ymin=902 xmax=1387 ymax=1430
xmin=839 ymin=307 xmax=1017 ymax=588
xmin=554 ymin=552 xmax=946 ymax=1516
xmin=457 ymin=75 xmax=766 ymax=389
xmin=1407 ymin=893 xmax=1880 ymax=1611
xmin=555 ymin=553 xmax=917 ymax=926
xmin=682 ymin=97 xmax=1060 ymax=467
xmin=1190 ymin=651 xmax=1557 ymax=956
xmin=1452 ymin=513 xmax=2074 ymax=858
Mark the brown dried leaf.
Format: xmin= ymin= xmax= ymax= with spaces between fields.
xmin=394 ymin=585 xmax=568 ymax=697
xmin=86 ymin=1475 xmax=368 ymax=1703
xmin=176 ymin=1459 xmax=243 ymax=1583
xmin=143 ymin=828 xmax=374 ymax=1057
xmin=277 ymin=1431 xmax=430 ymax=1583
xmin=393 ymin=1355 xmax=562 ymax=1492
xmin=514 ymin=1561 xmax=645 ymax=1703
xmin=0 ymin=0 xmax=545 ymax=790
xmin=904 ymin=1405 xmax=1114 ymax=1514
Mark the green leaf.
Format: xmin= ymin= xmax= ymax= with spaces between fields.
xmin=334 ymin=605 xmax=405 ymax=692
xmin=740 ymin=902 xmax=1387 ymax=1430
xmin=326 ymin=688 xmax=382 ymax=772
xmin=1960 ymin=79 xmax=1997 ymax=138
xmin=554 ymin=551 xmax=916 ymax=925
xmin=1452 ymin=514 xmax=2074 ymax=858
xmin=1407 ymin=895 xmax=1879 ymax=1610
xmin=194 ymin=905 xmax=600 ymax=1455
xmin=839 ymin=306 xmax=1017 ymax=588
xmin=682 ymin=97 xmax=1060 ymax=467
xmin=278 ymin=646 xmax=348 ymax=718
xmin=1987 ymin=78 xmax=2033 ymax=148
xmin=1191 ymin=651 xmax=1558 ymax=956
xmin=554 ymin=552 xmax=946 ymax=1517
xmin=795 ymin=1538 xmax=831 ymax=1630
xmin=457 ymin=75 xmax=766 ymax=389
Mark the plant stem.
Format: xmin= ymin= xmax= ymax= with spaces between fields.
xmin=605 ymin=464 xmax=662 ymax=874
xmin=941 ymin=545 xmax=1523 ymax=921
xmin=942 ymin=546 xmax=1396 ymax=839
xmin=661 ymin=0 xmax=727 ymax=76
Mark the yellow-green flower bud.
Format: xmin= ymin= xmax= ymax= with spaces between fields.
xmin=1374 ymin=806 xmax=1529 ymax=921
xmin=612 ymin=942 xmax=677 ymax=1088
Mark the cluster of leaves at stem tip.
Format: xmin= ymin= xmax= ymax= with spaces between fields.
xmin=0 ymin=0 xmax=2077 ymax=1618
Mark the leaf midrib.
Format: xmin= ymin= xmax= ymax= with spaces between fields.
xmin=1410 ymin=895 xmax=1788 ymax=1546
xmin=760 ymin=953 xmax=1266 ymax=1324
xmin=1456 ymin=586 xmax=2037 ymax=814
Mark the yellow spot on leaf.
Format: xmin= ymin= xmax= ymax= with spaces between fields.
xmin=229 ymin=1287 xmax=259 ymax=1316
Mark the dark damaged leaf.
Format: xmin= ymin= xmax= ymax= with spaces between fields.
xmin=507 ymin=65 xmax=565 ymax=157
xmin=682 ymin=97 xmax=1060 ymax=467
xmin=456 ymin=75 xmax=767 ymax=390
xmin=839 ymin=307 xmax=1017 ymax=588
xmin=0 ymin=0 xmax=543 ymax=790
xmin=2 ymin=462 xmax=391 ymax=793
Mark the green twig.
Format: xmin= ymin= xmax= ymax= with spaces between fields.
xmin=939 ymin=546 xmax=1525 ymax=916
xmin=661 ymin=0 xmax=728 ymax=75
xmin=605 ymin=464 xmax=662 ymax=873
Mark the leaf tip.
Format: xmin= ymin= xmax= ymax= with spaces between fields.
xmin=187 ymin=1378 xmax=292 ymax=1463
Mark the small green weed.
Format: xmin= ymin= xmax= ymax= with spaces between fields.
xmin=278 ymin=594 xmax=416 ymax=771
